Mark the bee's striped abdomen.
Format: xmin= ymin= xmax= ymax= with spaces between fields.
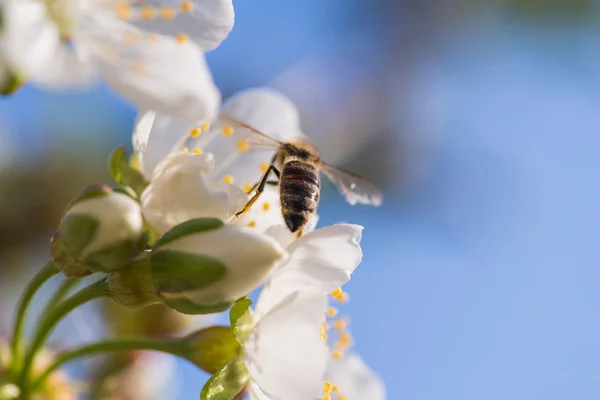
xmin=280 ymin=160 xmax=320 ymax=232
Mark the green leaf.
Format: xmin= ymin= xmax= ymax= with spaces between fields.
xmin=153 ymin=218 xmax=224 ymax=249
xmin=150 ymin=250 xmax=226 ymax=294
xmin=108 ymin=146 xmax=148 ymax=196
xmin=229 ymin=298 xmax=253 ymax=345
xmin=200 ymin=356 xmax=249 ymax=400
xmin=181 ymin=326 xmax=240 ymax=374
xmin=59 ymin=214 xmax=99 ymax=257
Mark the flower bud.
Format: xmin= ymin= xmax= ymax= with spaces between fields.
xmin=53 ymin=184 xmax=145 ymax=275
xmin=150 ymin=218 xmax=286 ymax=314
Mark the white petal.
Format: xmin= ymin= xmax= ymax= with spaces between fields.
xmin=244 ymin=291 xmax=328 ymax=400
xmin=255 ymin=224 xmax=363 ymax=317
xmin=82 ymin=17 xmax=220 ymax=122
xmin=194 ymin=88 xmax=306 ymax=191
xmin=265 ymin=213 xmax=319 ymax=249
xmin=130 ymin=0 xmax=234 ymax=52
xmin=158 ymin=224 xmax=286 ymax=305
xmin=3 ymin=0 xmax=94 ymax=88
xmin=141 ymin=152 xmax=247 ymax=233
xmin=133 ymin=111 xmax=190 ymax=179
xmin=326 ymin=353 xmax=386 ymax=400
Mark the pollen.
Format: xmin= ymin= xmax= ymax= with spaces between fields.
xmin=334 ymin=291 xmax=349 ymax=303
xmin=333 ymin=319 xmax=347 ymax=330
xmin=201 ymin=122 xmax=210 ymax=131
xmin=181 ymin=147 xmax=189 ymax=153
xmin=140 ymin=5 xmax=156 ymax=20
xmin=248 ymin=220 xmax=257 ymax=228
xmin=326 ymin=307 xmax=338 ymax=317
xmin=331 ymin=287 xmax=343 ymax=297
xmin=323 ymin=382 xmax=333 ymax=393
xmin=192 ymin=148 xmax=202 ymax=155
xmin=236 ymin=139 xmax=249 ymax=152
xmin=223 ymin=175 xmax=234 ymax=184
xmin=331 ymin=351 xmax=343 ymax=359
xmin=176 ymin=33 xmax=189 ymax=43
xmin=260 ymin=163 xmax=269 ymax=173
xmin=189 ymin=128 xmax=201 ymax=137
xmin=332 ymin=385 xmax=339 ymax=392
xmin=115 ymin=3 xmax=132 ymax=19
xmin=243 ymin=184 xmax=253 ymax=193
xmin=180 ymin=0 xmax=194 ymax=12
xmin=160 ymin=7 xmax=176 ymax=19
xmin=222 ymin=126 xmax=234 ymax=136
xmin=262 ymin=202 xmax=270 ymax=211
xmin=322 ymin=395 xmax=331 ymax=400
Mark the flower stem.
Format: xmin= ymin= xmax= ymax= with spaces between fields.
xmin=9 ymin=261 xmax=58 ymax=376
xmin=39 ymin=278 xmax=79 ymax=319
xmin=18 ymin=279 xmax=111 ymax=387
xmin=31 ymin=337 xmax=184 ymax=390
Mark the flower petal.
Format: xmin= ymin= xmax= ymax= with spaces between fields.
xmin=141 ymin=152 xmax=247 ymax=233
xmin=133 ymin=111 xmax=190 ymax=179
xmin=82 ymin=17 xmax=220 ymax=122
xmin=129 ymin=0 xmax=234 ymax=52
xmin=3 ymin=0 xmax=94 ymax=88
xmin=244 ymin=291 xmax=328 ymax=400
xmin=191 ymin=88 xmax=305 ymax=191
xmin=255 ymin=224 xmax=363 ymax=317
xmin=326 ymin=353 xmax=386 ymax=400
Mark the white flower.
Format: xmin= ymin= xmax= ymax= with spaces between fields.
xmin=254 ymin=224 xmax=363 ymax=320
xmin=325 ymin=353 xmax=386 ymax=400
xmin=151 ymin=220 xmax=286 ymax=310
xmin=135 ymin=87 xmax=306 ymax=232
xmin=244 ymin=290 xmax=329 ymax=400
xmin=1 ymin=0 xmax=230 ymax=121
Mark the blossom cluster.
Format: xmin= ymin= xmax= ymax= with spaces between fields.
xmin=0 ymin=0 xmax=385 ymax=399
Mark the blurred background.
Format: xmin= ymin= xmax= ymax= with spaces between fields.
xmin=2 ymin=0 xmax=600 ymax=398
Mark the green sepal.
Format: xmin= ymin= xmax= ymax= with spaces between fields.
xmin=108 ymin=259 xmax=161 ymax=307
xmin=50 ymin=232 xmax=92 ymax=278
xmin=229 ymin=298 xmax=253 ymax=345
xmin=108 ymin=146 xmax=148 ymax=196
xmin=181 ymin=326 xmax=240 ymax=374
xmin=59 ymin=213 xmax=99 ymax=258
xmin=200 ymin=356 xmax=249 ymax=400
xmin=161 ymin=296 xmax=233 ymax=315
xmin=153 ymin=218 xmax=224 ymax=249
xmin=67 ymin=184 xmax=112 ymax=209
xmin=84 ymin=232 xmax=148 ymax=273
xmin=0 ymin=71 xmax=25 ymax=97
xmin=150 ymin=250 xmax=226 ymax=294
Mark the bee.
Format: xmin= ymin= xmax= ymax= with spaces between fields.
xmin=220 ymin=115 xmax=383 ymax=236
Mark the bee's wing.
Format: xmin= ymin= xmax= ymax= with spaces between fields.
xmin=321 ymin=163 xmax=383 ymax=206
xmin=218 ymin=114 xmax=284 ymax=150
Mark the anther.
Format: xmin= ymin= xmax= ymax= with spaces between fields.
xmin=323 ymin=382 xmax=333 ymax=393
xmin=237 ymin=139 xmax=249 ymax=152
xmin=260 ymin=163 xmax=269 ymax=173
xmin=322 ymin=395 xmax=331 ymax=400
xmin=333 ymin=319 xmax=347 ymax=330
xmin=327 ymin=307 xmax=338 ymax=317
xmin=180 ymin=0 xmax=194 ymax=12
xmin=189 ymin=128 xmax=201 ymax=137
xmin=262 ymin=202 xmax=270 ymax=211
xmin=223 ymin=175 xmax=234 ymax=184
xmin=331 ymin=287 xmax=343 ymax=297
xmin=222 ymin=126 xmax=234 ymax=136
xmin=248 ymin=220 xmax=257 ymax=228
xmin=160 ymin=7 xmax=176 ymax=19
xmin=332 ymin=385 xmax=339 ymax=392
xmin=332 ymin=351 xmax=343 ymax=359
xmin=140 ymin=5 xmax=156 ymax=20
xmin=116 ymin=3 xmax=132 ymax=19
xmin=243 ymin=184 xmax=253 ymax=193
xmin=339 ymin=394 xmax=348 ymax=400
xmin=181 ymin=147 xmax=189 ymax=153
xmin=334 ymin=292 xmax=349 ymax=303
xmin=192 ymin=148 xmax=202 ymax=155
xmin=176 ymin=33 xmax=189 ymax=43
xmin=201 ymin=122 xmax=210 ymax=131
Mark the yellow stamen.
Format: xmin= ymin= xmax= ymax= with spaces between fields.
xmin=327 ymin=307 xmax=338 ymax=317
xmin=333 ymin=319 xmax=347 ymax=330
xmin=201 ymin=122 xmax=210 ymax=131
xmin=116 ymin=3 xmax=131 ymax=19
xmin=243 ymin=184 xmax=253 ymax=193
xmin=237 ymin=139 xmax=249 ymax=152
xmin=260 ymin=163 xmax=269 ymax=173
xmin=331 ymin=287 xmax=343 ymax=297
xmin=176 ymin=33 xmax=189 ymax=43
xmin=321 ymin=333 xmax=328 ymax=342
xmin=339 ymin=395 xmax=348 ymax=400
xmin=332 ymin=351 xmax=343 ymax=359
xmin=334 ymin=292 xmax=349 ymax=303
xmin=262 ymin=202 xmax=270 ymax=211
xmin=180 ymin=0 xmax=194 ymax=12
xmin=189 ymin=128 xmax=201 ymax=137
xmin=181 ymin=147 xmax=189 ymax=153
xmin=322 ymin=395 xmax=331 ymax=400
xmin=323 ymin=382 xmax=333 ymax=393
xmin=222 ymin=126 xmax=234 ymax=136
xmin=140 ymin=5 xmax=156 ymax=20
xmin=192 ymin=148 xmax=202 ymax=155
xmin=223 ymin=175 xmax=234 ymax=184
xmin=160 ymin=7 xmax=176 ymax=19
xmin=248 ymin=220 xmax=257 ymax=228
xmin=332 ymin=385 xmax=339 ymax=392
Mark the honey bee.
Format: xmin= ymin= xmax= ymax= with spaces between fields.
xmin=220 ymin=115 xmax=383 ymax=236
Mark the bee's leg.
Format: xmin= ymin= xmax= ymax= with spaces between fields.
xmin=296 ymin=227 xmax=304 ymax=238
xmin=235 ymin=165 xmax=280 ymax=217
